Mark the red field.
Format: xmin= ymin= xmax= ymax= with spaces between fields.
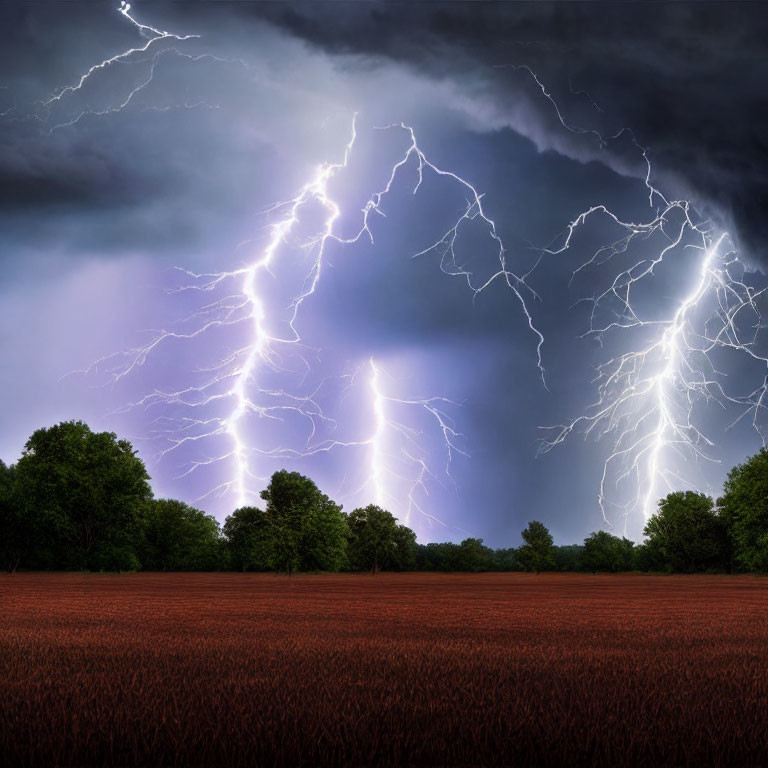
xmin=2 ymin=572 xmax=768 ymax=767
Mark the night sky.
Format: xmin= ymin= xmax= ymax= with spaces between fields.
xmin=1 ymin=1 xmax=767 ymax=545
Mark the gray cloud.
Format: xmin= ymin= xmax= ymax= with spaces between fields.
xmin=245 ymin=1 xmax=768 ymax=264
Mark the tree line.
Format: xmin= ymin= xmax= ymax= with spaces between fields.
xmin=2 ymin=420 xmax=768 ymax=574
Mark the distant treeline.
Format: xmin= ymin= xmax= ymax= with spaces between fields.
xmin=3 ymin=421 xmax=768 ymax=575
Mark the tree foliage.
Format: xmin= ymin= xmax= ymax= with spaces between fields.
xmin=14 ymin=421 xmax=151 ymax=571
xmin=644 ymin=491 xmax=728 ymax=573
xmin=553 ymin=544 xmax=585 ymax=572
xmin=719 ymin=448 xmax=768 ymax=572
xmin=346 ymin=505 xmax=416 ymax=573
xmin=259 ymin=470 xmax=348 ymax=575
xmin=9 ymin=420 xmax=768 ymax=576
xmin=414 ymin=539 xmax=496 ymax=572
xmin=389 ymin=523 xmax=418 ymax=571
xmin=222 ymin=506 xmax=273 ymax=572
xmin=136 ymin=499 xmax=224 ymax=571
xmin=518 ymin=521 xmax=555 ymax=573
xmin=490 ymin=547 xmax=521 ymax=571
xmin=581 ymin=531 xmax=634 ymax=573
xmin=454 ymin=538 xmax=494 ymax=572
xmin=0 ymin=460 xmax=24 ymax=573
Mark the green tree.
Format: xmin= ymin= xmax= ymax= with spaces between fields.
xmin=553 ymin=544 xmax=586 ymax=572
xmin=14 ymin=421 xmax=151 ymax=571
xmin=491 ymin=547 xmax=521 ymax=572
xmin=719 ymin=448 xmax=768 ymax=572
xmin=260 ymin=470 xmax=348 ymax=575
xmin=347 ymin=505 xmax=398 ymax=573
xmin=632 ymin=543 xmax=661 ymax=572
xmin=454 ymin=537 xmax=494 ymax=572
xmin=223 ymin=506 xmax=273 ymax=571
xmin=415 ymin=541 xmax=461 ymax=571
xmin=136 ymin=499 xmax=224 ymax=571
xmin=518 ymin=521 xmax=555 ymax=573
xmin=387 ymin=523 xmax=418 ymax=571
xmin=0 ymin=461 xmax=25 ymax=573
xmin=581 ymin=531 xmax=634 ymax=572
xmin=644 ymin=491 xmax=727 ymax=573
xmin=347 ymin=505 xmax=417 ymax=573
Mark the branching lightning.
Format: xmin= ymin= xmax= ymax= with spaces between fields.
xmin=365 ymin=358 xmax=468 ymax=531
xmin=44 ymin=1 xmax=197 ymax=105
xmin=64 ymin=6 xmax=543 ymax=530
xmin=494 ymin=63 xmax=768 ymax=532
xmin=34 ymin=1 xmax=209 ymax=130
xmin=537 ymin=182 xmax=768 ymax=532
xmin=88 ymin=108 xmax=538 ymax=529
xmin=31 ymin=2 xmax=768 ymax=535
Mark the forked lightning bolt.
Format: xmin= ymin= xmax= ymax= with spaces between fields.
xmin=37 ymin=1 xmax=204 ymax=130
xmin=44 ymin=1 xmax=197 ymax=105
xmin=538 ymin=197 xmax=768 ymax=532
xmin=494 ymin=64 xmax=768 ymax=531
xmin=77 ymin=98 xmax=539 ymax=528
xmin=366 ymin=358 xmax=468 ymax=531
xmin=490 ymin=64 xmax=768 ymax=533
xmin=50 ymin=4 xmax=546 ymax=531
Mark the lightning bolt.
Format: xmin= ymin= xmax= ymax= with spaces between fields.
xmin=485 ymin=65 xmax=767 ymax=534
xmin=45 ymin=4 xmax=544 ymax=530
xmin=34 ymin=1 xmax=206 ymax=130
xmin=77 ymin=108 xmax=539 ymax=530
xmin=362 ymin=122 xmax=545 ymax=381
xmin=366 ymin=357 xmax=468 ymax=532
xmin=538 ymin=198 xmax=768 ymax=532
xmin=44 ymin=1 xmax=197 ymax=105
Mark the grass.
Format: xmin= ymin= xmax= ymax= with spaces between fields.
xmin=2 ymin=572 xmax=767 ymax=766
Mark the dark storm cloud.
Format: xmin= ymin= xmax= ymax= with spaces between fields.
xmin=0 ymin=4 xmax=252 ymax=224
xmin=0 ymin=4 xmax=135 ymax=205
xmin=247 ymin=1 xmax=768 ymax=264
xmin=6 ymin=2 xmax=764 ymax=257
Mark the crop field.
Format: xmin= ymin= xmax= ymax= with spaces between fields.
xmin=2 ymin=572 xmax=768 ymax=767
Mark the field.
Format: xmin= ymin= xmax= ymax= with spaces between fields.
xmin=2 ymin=573 xmax=768 ymax=767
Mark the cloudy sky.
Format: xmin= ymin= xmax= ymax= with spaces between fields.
xmin=1 ymin=1 xmax=766 ymax=545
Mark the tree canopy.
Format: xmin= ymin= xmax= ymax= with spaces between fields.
xmin=0 ymin=460 xmax=23 ymax=573
xmin=259 ymin=470 xmax=348 ymax=574
xmin=719 ymin=448 xmax=768 ymax=572
xmin=13 ymin=421 xmax=152 ymax=571
xmin=222 ymin=506 xmax=273 ymax=572
xmin=8 ymin=421 xmax=768 ymax=576
xmin=136 ymin=499 xmax=224 ymax=571
xmin=644 ymin=491 xmax=727 ymax=573
xmin=518 ymin=521 xmax=555 ymax=573
xmin=347 ymin=505 xmax=417 ymax=573
xmin=581 ymin=531 xmax=634 ymax=573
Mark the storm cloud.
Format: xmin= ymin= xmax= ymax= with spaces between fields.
xmin=250 ymin=1 xmax=768 ymax=263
